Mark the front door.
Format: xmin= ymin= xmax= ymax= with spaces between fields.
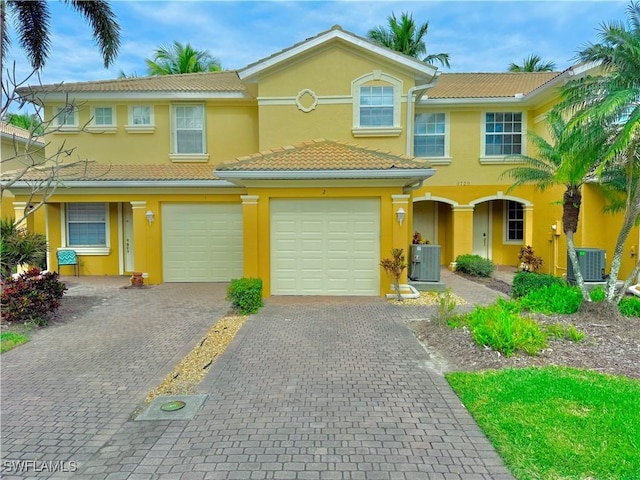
xmin=472 ymin=202 xmax=491 ymax=259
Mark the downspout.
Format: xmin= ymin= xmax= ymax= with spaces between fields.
xmin=405 ymin=73 xmax=440 ymax=157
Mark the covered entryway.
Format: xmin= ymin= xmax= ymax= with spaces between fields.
xmin=162 ymin=203 xmax=243 ymax=282
xmin=270 ymin=198 xmax=380 ymax=295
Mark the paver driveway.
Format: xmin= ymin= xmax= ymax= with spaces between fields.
xmin=1 ymin=279 xmax=514 ymax=479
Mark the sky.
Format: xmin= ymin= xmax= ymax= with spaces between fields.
xmin=2 ymin=0 xmax=631 ymax=92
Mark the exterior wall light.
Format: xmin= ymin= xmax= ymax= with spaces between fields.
xmin=145 ymin=210 xmax=155 ymax=225
xmin=396 ymin=207 xmax=406 ymax=226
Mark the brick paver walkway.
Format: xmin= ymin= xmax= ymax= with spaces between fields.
xmin=1 ymin=276 xmax=514 ymax=479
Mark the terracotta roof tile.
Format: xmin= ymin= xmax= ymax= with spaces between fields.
xmin=0 ymin=121 xmax=44 ymax=145
xmin=7 ymin=163 xmax=218 ymax=182
xmin=217 ymin=139 xmax=427 ymax=171
xmin=16 ymin=71 xmax=245 ymax=95
xmin=429 ymin=72 xmax=561 ymax=99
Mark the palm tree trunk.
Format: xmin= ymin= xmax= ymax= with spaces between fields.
xmin=567 ymin=232 xmax=591 ymax=301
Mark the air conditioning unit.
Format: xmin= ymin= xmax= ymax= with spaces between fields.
xmin=567 ymin=248 xmax=606 ymax=282
xmin=409 ymin=244 xmax=441 ymax=282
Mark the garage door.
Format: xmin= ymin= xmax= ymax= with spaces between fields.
xmin=271 ymin=198 xmax=380 ymax=295
xmin=162 ymin=203 xmax=243 ymax=282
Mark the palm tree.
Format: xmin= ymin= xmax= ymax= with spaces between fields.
xmin=145 ymin=42 xmax=222 ymax=76
xmin=561 ymin=0 xmax=640 ymax=303
xmin=0 ymin=218 xmax=48 ymax=279
xmin=367 ymin=12 xmax=450 ymax=68
xmin=508 ymin=54 xmax=557 ymax=72
xmin=1 ymin=0 xmax=120 ymax=70
xmin=502 ymin=108 xmax=608 ymax=301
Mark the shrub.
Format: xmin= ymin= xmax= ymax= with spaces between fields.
xmin=227 ymin=277 xmax=263 ymax=315
xmin=512 ymin=271 xmax=564 ymax=298
xmin=0 ymin=218 xmax=48 ymax=279
xmin=461 ymin=303 xmax=548 ymax=356
xmin=619 ymin=296 xmax=640 ymax=318
xmin=432 ymin=288 xmax=458 ymax=326
xmin=518 ymin=245 xmax=544 ymax=272
xmin=1 ymin=268 xmax=67 ymax=326
xmin=455 ymin=254 xmax=494 ymax=277
xmin=520 ymin=283 xmax=582 ymax=315
xmin=380 ymin=248 xmax=407 ymax=301
xmin=545 ymin=323 xmax=585 ymax=342
xmin=589 ymin=286 xmax=606 ymax=302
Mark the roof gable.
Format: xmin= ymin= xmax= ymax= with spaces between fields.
xmin=239 ymin=25 xmax=438 ymax=83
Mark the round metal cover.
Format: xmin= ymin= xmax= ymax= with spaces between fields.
xmin=160 ymin=400 xmax=186 ymax=412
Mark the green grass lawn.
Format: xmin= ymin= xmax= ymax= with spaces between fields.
xmin=447 ymin=367 xmax=640 ymax=480
xmin=0 ymin=331 xmax=30 ymax=353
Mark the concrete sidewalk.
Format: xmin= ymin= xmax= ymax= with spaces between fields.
xmin=1 ymin=274 xmax=514 ymax=479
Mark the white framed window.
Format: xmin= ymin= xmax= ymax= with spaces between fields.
xmin=351 ymin=71 xmax=402 ymax=137
xmin=54 ymin=106 xmax=78 ymax=129
xmin=504 ymin=201 xmax=524 ymax=243
xmin=360 ymin=86 xmax=394 ymax=127
xmin=87 ymin=106 xmax=117 ymax=133
xmin=414 ymin=113 xmax=446 ymax=157
xmin=63 ymin=203 xmax=110 ymax=255
xmin=126 ymin=105 xmax=155 ymax=133
xmin=170 ymin=104 xmax=208 ymax=161
xmin=484 ymin=112 xmax=523 ymax=156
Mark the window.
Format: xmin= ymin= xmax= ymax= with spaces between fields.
xmin=93 ymin=106 xmax=114 ymax=126
xmin=131 ymin=105 xmax=152 ymax=125
xmin=414 ymin=113 xmax=445 ymax=157
xmin=505 ymin=201 xmax=524 ymax=242
xmin=66 ymin=203 xmax=107 ymax=247
xmin=360 ymin=86 xmax=394 ymax=127
xmin=172 ymin=104 xmax=205 ymax=154
xmin=55 ymin=106 xmax=77 ymax=127
xmin=485 ymin=112 xmax=522 ymax=156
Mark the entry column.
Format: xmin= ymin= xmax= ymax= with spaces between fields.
xmin=130 ymin=201 xmax=149 ymax=282
xmin=391 ymin=194 xmax=410 ymax=284
xmin=523 ymin=205 xmax=534 ymax=247
xmin=451 ymin=205 xmax=474 ymax=266
xmin=241 ymin=195 xmax=259 ymax=278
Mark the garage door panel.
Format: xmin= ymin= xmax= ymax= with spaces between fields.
xmin=271 ymin=198 xmax=379 ymax=295
xmin=162 ymin=204 xmax=243 ymax=282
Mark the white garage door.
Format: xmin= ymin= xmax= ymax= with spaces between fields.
xmin=162 ymin=203 xmax=243 ymax=282
xmin=271 ymin=198 xmax=380 ymax=295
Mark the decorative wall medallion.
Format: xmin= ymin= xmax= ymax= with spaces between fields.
xmin=295 ymin=88 xmax=318 ymax=113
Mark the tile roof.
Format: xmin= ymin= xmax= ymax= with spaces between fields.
xmin=0 ymin=121 xmax=44 ymax=145
xmin=428 ymin=72 xmax=561 ymax=99
xmin=217 ymin=139 xmax=427 ymax=171
xmin=16 ymin=71 xmax=245 ymax=95
xmin=6 ymin=163 xmax=218 ymax=182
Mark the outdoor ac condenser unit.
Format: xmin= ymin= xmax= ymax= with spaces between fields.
xmin=409 ymin=244 xmax=441 ymax=282
xmin=567 ymin=248 xmax=606 ymax=282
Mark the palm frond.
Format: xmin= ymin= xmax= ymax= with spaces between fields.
xmin=9 ymin=0 xmax=51 ymax=70
xmin=67 ymin=0 xmax=120 ymax=68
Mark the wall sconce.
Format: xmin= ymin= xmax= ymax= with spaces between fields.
xmin=145 ymin=210 xmax=155 ymax=225
xmin=551 ymin=224 xmax=557 ymax=231
xmin=396 ymin=207 xmax=406 ymax=226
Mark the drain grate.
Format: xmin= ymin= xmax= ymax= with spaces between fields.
xmin=135 ymin=395 xmax=207 ymax=421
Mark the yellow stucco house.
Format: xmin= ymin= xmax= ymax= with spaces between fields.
xmin=5 ymin=26 xmax=638 ymax=296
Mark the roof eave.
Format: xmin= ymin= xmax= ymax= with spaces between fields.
xmin=4 ymin=180 xmax=237 ymax=188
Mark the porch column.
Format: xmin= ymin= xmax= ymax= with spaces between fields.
xmin=241 ymin=195 xmax=259 ymax=278
xmin=130 ymin=201 xmax=149 ymax=282
xmin=523 ymin=205 xmax=534 ymax=247
xmin=391 ymin=194 xmax=410 ymax=284
xmin=451 ymin=205 xmax=474 ymax=267
xmin=12 ymin=202 xmax=28 ymax=228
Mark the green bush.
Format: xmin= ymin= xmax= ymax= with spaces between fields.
xmin=590 ymin=286 xmax=606 ymax=302
xmin=455 ymin=254 xmax=494 ymax=277
xmin=520 ymin=283 xmax=582 ymax=315
xmin=619 ymin=296 xmax=640 ymax=318
xmin=1 ymin=268 xmax=67 ymax=325
xmin=227 ymin=277 xmax=263 ymax=315
xmin=461 ymin=303 xmax=548 ymax=356
xmin=545 ymin=323 xmax=585 ymax=342
xmin=512 ymin=271 xmax=565 ymax=298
